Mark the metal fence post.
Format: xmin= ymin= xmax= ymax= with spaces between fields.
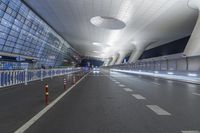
xmin=25 ymin=69 xmax=28 ymax=85
xmin=41 ymin=69 xmax=43 ymax=81
xmin=51 ymin=69 xmax=53 ymax=79
xmin=0 ymin=71 xmax=1 ymax=88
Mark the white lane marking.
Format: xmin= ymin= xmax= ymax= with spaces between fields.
xmin=182 ymin=131 xmax=200 ymax=133
xmin=146 ymin=105 xmax=171 ymax=115
xmin=14 ymin=72 xmax=90 ymax=133
xmin=192 ymin=93 xmax=200 ymax=96
xmin=115 ymin=82 xmax=120 ymax=84
xmin=151 ymin=82 xmax=160 ymax=86
xmin=131 ymin=94 xmax=146 ymax=100
xmin=123 ymin=88 xmax=133 ymax=92
xmin=119 ymin=84 xmax=125 ymax=87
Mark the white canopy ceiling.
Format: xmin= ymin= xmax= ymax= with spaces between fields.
xmin=25 ymin=0 xmax=198 ymax=59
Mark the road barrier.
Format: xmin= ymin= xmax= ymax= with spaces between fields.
xmin=45 ymin=84 xmax=49 ymax=105
xmin=0 ymin=67 xmax=81 ymax=88
xmin=73 ymin=76 xmax=76 ymax=84
xmin=64 ymin=78 xmax=67 ymax=90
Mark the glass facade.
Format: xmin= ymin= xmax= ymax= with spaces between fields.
xmin=0 ymin=0 xmax=80 ymax=68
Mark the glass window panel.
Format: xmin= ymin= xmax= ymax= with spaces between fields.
xmin=6 ymin=7 xmax=12 ymax=14
xmin=0 ymin=32 xmax=8 ymax=39
xmin=11 ymin=10 xmax=17 ymax=17
xmin=0 ymin=10 xmax=5 ymax=17
xmin=13 ymin=48 xmax=20 ymax=53
xmin=0 ymin=2 xmax=7 ymax=11
xmin=9 ymin=0 xmax=20 ymax=10
xmin=0 ymin=38 xmax=6 ymax=45
xmin=0 ymin=44 xmax=3 ymax=50
xmin=3 ymin=46 xmax=13 ymax=52
xmin=2 ymin=0 xmax=10 ymax=5
xmin=3 ymin=13 xmax=14 ymax=22
xmin=0 ymin=24 xmax=10 ymax=33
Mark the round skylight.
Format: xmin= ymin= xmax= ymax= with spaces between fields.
xmin=90 ymin=16 xmax=126 ymax=30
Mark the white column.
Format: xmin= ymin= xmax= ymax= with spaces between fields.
xmin=115 ymin=51 xmax=128 ymax=65
xmin=103 ymin=58 xmax=109 ymax=66
xmin=128 ymin=42 xmax=149 ymax=63
xmin=109 ymin=55 xmax=119 ymax=66
xmin=106 ymin=57 xmax=112 ymax=66
xmin=184 ymin=0 xmax=200 ymax=56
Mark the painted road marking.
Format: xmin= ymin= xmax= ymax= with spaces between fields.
xmin=192 ymin=93 xmax=200 ymax=96
xmin=151 ymin=82 xmax=160 ymax=86
xmin=182 ymin=131 xmax=200 ymax=133
xmin=115 ymin=82 xmax=120 ymax=84
xmin=131 ymin=94 xmax=146 ymax=100
xmin=123 ymin=88 xmax=133 ymax=92
xmin=14 ymin=72 xmax=90 ymax=133
xmin=119 ymin=84 xmax=125 ymax=87
xmin=146 ymin=105 xmax=171 ymax=115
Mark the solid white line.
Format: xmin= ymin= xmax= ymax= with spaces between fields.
xmin=14 ymin=72 xmax=90 ymax=133
xmin=151 ymin=82 xmax=160 ymax=86
xmin=146 ymin=105 xmax=171 ymax=115
xmin=119 ymin=84 xmax=125 ymax=87
xmin=123 ymin=88 xmax=133 ymax=92
xmin=131 ymin=94 xmax=146 ymax=100
xmin=192 ymin=93 xmax=200 ymax=96
xmin=182 ymin=131 xmax=200 ymax=133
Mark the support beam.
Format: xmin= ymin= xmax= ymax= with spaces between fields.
xmin=128 ymin=43 xmax=147 ymax=63
xmin=107 ymin=57 xmax=113 ymax=66
xmin=184 ymin=0 xmax=200 ymax=56
xmin=109 ymin=54 xmax=119 ymax=66
xmin=115 ymin=51 xmax=128 ymax=65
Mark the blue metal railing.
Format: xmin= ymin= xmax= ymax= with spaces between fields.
xmin=0 ymin=67 xmax=81 ymax=88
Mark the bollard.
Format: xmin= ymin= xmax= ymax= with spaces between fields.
xmin=73 ymin=76 xmax=76 ymax=84
xmin=64 ymin=78 xmax=66 ymax=90
xmin=45 ymin=84 xmax=49 ymax=105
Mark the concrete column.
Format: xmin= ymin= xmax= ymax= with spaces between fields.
xmin=109 ymin=54 xmax=119 ymax=66
xmin=184 ymin=0 xmax=200 ymax=56
xmin=106 ymin=57 xmax=113 ymax=66
xmin=128 ymin=41 xmax=150 ymax=63
xmin=115 ymin=51 xmax=128 ymax=65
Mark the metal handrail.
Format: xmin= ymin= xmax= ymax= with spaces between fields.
xmin=0 ymin=67 xmax=82 ymax=88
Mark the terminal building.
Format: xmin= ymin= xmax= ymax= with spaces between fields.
xmin=0 ymin=0 xmax=200 ymax=133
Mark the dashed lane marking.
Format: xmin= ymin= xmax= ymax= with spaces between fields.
xmin=146 ymin=105 xmax=171 ymax=115
xmin=119 ymin=84 xmax=125 ymax=87
xmin=123 ymin=88 xmax=133 ymax=92
xmin=181 ymin=131 xmax=200 ymax=133
xmin=151 ymin=82 xmax=160 ymax=86
xmin=131 ymin=94 xmax=146 ymax=100
xmin=192 ymin=93 xmax=200 ymax=96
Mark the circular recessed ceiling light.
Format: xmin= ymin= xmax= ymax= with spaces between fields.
xmin=90 ymin=16 xmax=126 ymax=30
xmin=92 ymin=42 xmax=110 ymax=47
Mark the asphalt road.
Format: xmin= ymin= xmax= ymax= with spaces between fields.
xmin=20 ymin=71 xmax=200 ymax=133
xmin=0 ymin=71 xmax=85 ymax=133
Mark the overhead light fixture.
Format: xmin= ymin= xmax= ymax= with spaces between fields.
xmin=93 ymin=42 xmax=110 ymax=47
xmin=154 ymin=71 xmax=159 ymax=74
xmin=188 ymin=73 xmax=198 ymax=77
xmin=93 ymin=42 xmax=102 ymax=46
xmin=167 ymin=72 xmax=174 ymax=75
xmin=90 ymin=16 xmax=126 ymax=30
xmin=93 ymin=51 xmax=101 ymax=53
